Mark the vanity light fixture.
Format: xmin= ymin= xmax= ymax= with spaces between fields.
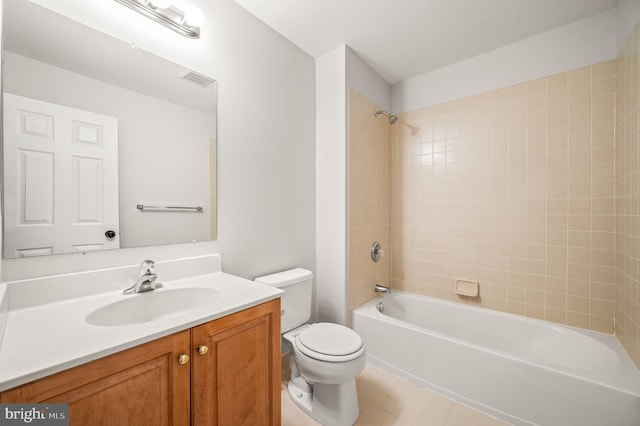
xmin=113 ymin=0 xmax=201 ymax=39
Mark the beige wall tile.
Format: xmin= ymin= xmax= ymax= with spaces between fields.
xmin=567 ymin=311 xmax=590 ymax=329
xmin=615 ymin=19 xmax=640 ymax=367
xmin=348 ymin=89 xmax=392 ymax=319
xmin=568 ymin=67 xmax=591 ymax=86
xmin=592 ymin=60 xmax=614 ymax=80
xmin=383 ymin=60 xmax=616 ymax=336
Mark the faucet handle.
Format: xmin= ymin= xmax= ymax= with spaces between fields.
xmin=140 ymin=259 xmax=155 ymax=275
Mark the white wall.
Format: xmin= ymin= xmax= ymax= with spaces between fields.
xmin=315 ymin=46 xmax=391 ymax=324
xmin=316 ymin=46 xmax=347 ymax=324
xmin=210 ymin=0 xmax=315 ymax=281
xmin=617 ymin=0 xmax=640 ymax=52
xmin=2 ymin=0 xmax=316 ymax=281
xmin=392 ymin=9 xmax=617 ymax=113
xmin=346 ymin=47 xmax=392 ymax=113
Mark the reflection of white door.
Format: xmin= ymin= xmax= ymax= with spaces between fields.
xmin=3 ymin=93 xmax=119 ymax=258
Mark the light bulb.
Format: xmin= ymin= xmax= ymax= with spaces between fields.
xmin=148 ymin=0 xmax=170 ymax=9
xmin=183 ymin=5 xmax=203 ymax=27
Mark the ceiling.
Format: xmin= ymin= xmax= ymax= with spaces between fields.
xmin=232 ymin=0 xmax=618 ymax=84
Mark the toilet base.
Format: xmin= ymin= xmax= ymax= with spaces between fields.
xmin=287 ymin=379 xmax=360 ymax=426
xmin=287 ymin=380 xmax=313 ymax=414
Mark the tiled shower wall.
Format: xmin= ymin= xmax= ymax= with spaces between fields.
xmin=616 ymin=21 xmax=640 ymax=367
xmin=348 ymin=89 xmax=392 ymax=316
xmin=390 ymin=61 xmax=616 ymax=333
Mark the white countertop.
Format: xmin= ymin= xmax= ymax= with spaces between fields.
xmin=0 ymin=268 xmax=282 ymax=392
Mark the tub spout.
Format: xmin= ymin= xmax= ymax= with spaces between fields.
xmin=374 ymin=284 xmax=391 ymax=294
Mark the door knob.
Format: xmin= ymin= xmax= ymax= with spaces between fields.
xmin=198 ymin=345 xmax=209 ymax=355
xmin=178 ymin=354 xmax=189 ymax=365
xmin=105 ymin=230 xmax=117 ymax=239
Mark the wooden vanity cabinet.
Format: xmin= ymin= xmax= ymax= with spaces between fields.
xmin=0 ymin=299 xmax=281 ymax=426
xmin=0 ymin=330 xmax=192 ymax=425
xmin=191 ymin=299 xmax=281 ymax=425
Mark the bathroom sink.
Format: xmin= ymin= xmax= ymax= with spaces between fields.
xmin=86 ymin=287 xmax=221 ymax=326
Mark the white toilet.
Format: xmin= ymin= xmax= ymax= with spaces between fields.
xmin=255 ymin=268 xmax=366 ymax=426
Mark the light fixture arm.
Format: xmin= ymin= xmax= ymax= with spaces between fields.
xmin=113 ymin=0 xmax=200 ymax=39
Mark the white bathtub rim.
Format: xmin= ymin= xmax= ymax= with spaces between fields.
xmin=355 ymin=291 xmax=640 ymax=397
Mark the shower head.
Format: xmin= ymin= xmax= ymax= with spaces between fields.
xmin=375 ymin=110 xmax=398 ymax=124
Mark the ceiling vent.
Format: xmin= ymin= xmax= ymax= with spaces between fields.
xmin=180 ymin=71 xmax=214 ymax=87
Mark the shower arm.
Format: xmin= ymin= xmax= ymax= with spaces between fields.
xmin=374 ymin=110 xmax=398 ymax=124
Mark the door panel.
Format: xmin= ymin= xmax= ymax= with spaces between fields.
xmin=3 ymin=93 xmax=120 ymax=258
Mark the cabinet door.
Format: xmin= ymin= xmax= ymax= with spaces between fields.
xmin=191 ymin=299 xmax=281 ymax=426
xmin=0 ymin=330 xmax=191 ymax=426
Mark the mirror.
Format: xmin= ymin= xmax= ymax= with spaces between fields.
xmin=2 ymin=0 xmax=217 ymax=259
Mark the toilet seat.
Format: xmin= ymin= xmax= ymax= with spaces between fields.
xmin=295 ymin=323 xmax=364 ymax=362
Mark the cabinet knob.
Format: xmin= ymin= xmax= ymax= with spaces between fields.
xmin=198 ymin=345 xmax=209 ymax=355
xmin=178 ymin=354 xmax=189 ymax=365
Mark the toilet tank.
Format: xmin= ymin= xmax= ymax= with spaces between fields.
xmin=254 ymin=268 xmax=313 ymax=333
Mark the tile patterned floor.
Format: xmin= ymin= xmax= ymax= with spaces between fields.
xmin=281 ymin=364 xmax=511 ymax=426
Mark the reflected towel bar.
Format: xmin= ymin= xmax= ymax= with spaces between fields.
xmin=136 ymin=204 xmax=203 ymax=212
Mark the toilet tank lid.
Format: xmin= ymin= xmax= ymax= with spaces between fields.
xmin=254 ymin=268 xmax=313 ymax=287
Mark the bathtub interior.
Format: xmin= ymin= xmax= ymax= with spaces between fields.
xmin=370 ymin=293 xmax=640 ymax=386
xmin=353 ymin=292 xmax=640 ymax=426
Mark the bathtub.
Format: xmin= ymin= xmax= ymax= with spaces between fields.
xmin=353 ymin=292 xmax=640 ymax=426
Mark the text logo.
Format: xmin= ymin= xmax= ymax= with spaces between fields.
xmin=0 ymin=404 xmax=68 ymax=425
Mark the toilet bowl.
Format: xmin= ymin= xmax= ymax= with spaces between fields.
xmin=254 ymin=268 xmax=367 ymax=426
xmin=283 ymin=323 xmax=366 ymax=426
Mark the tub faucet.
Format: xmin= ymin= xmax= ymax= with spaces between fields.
xmin=374 ymin=284 xmax=391 ymax=294
xmin=123 ymin=260 xmax=158 ymax=294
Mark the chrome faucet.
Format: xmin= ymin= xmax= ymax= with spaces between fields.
xmin=123 ymin=260 xmax=159 ymax=294
xmin=374 ymin=283 xmax=391 ymax=294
